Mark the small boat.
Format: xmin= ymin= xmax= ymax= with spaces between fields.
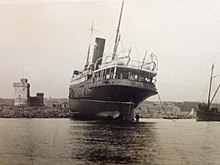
xmin=196 ymin=64 xmax=220 ymax=121
xmin=163 ymin=115 xmax=181 ymax=120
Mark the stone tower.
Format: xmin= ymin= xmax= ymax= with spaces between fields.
xmin=13 ymin=78 xmax=30 ymax=106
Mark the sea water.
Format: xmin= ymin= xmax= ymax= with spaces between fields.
xmin=0 ymin=118 xmax=220 ymax=165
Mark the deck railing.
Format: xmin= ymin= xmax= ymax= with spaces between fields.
xmin=96 ymin=50 xmax=158 ymax=72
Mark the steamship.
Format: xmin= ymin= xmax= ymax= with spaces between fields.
xmin=69 ymin=1 xmax=158 ymax=121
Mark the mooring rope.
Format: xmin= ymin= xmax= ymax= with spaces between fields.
xmin=157 ymin=92 xmax=176 ymax=122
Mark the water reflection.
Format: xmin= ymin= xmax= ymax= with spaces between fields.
xmin=2 ymin=119 xmax=220 ymax=164
xmin=69 ymin=120 xmax=159 ymax=164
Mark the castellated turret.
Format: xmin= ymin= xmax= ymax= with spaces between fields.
xmin=13 ymin=78 xmax=30 ymax=106
xmin=13 ymin=78 xmax=44 ymax=107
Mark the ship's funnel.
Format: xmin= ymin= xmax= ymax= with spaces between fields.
xmin=92 ymin=37 xmax=105 ymax=69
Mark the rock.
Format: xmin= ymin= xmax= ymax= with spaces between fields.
xmin=0 ymin=105 xmax=71 ymax=118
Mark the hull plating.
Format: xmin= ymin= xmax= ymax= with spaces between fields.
xmin=196 ymin=110 xmax=220 ymax=121
xmin=69 ymin=80 xmax=157 ymax=120
xmin=69 ymin=99 xmax=135 ymax=120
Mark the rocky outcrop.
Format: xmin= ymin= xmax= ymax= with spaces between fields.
xmin=0 ymin=105 xmax=71 ymax=118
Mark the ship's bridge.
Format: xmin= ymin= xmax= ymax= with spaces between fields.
xmin=93 ymin=51 xmax=158 ymax=83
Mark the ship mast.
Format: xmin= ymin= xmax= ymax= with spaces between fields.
xmin=85 ymin=45 xmax=90 ymax=68
xmin=207 ymin=64 xmax=214 ymax=110
xmin=85 ymin=21 xmax=96 ymax=69
xmin=210 ymin=84 xmax=220 ymax=105
xmin=112 ymin=0 xmax=124 ymax=60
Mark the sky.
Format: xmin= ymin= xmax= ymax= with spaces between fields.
xmin=0 ymin=0 xmax=220 ymax=102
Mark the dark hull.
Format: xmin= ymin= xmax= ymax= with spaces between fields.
xmin=69 ymin=99 xmax=135 ymax=120
xmin=69 ymin=79 xmax=157 ymax=121
xmin=196 ymin=110 xmax=220 ymax=121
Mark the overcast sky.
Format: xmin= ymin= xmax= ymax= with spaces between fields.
xmin=0 ymin=0 xmax=220 ymax=102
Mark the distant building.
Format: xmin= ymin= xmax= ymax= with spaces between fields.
xmin=29 ymin=93 xmax=44 ymax=106
xmin=13 ymin=78 xmax=30 ymax=106
xmin=47 ymin=98 xmax=68 ymax=108
xmin=13 ymin=78 xmax=44 ymax=106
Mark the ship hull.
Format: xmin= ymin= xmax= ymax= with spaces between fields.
xmin=69 ymin=99 xmax=135 ymax=120
xmin=69 ymin=80 xmax=157 ymax=121
xmin=196 ymin=110 xmax=220 ymax=121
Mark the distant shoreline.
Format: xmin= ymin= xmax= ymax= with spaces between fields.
xmin=0 ymin=105 xmax=71 ymax=118
xmin=0 ymin=104 xmax=195 ymax=119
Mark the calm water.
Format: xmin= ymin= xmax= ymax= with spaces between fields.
xmin=0 ymin=119 xmax=220 ymax=165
